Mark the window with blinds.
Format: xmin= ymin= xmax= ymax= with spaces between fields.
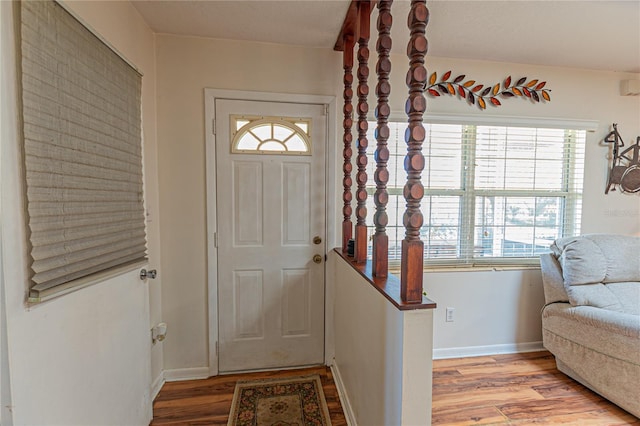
xmin=366 ymin=120 xmax=586 ymax=266
xmin=21 ymin=0 xmax=147 ymax=302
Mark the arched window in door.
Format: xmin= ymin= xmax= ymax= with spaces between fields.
xmin=231 ymin=116 xmax=311 ymax=155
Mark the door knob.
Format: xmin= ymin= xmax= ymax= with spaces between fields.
xmin=313 ymin=254 xmax=322 ymax=264
xmin=140 ymin=268 xmax=157 ymax=280
xmin=313 ymin=236 xmax=322 ymax=245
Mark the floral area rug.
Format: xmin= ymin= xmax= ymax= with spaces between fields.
xmin=227 ymin=374 xmax=332 ymax=426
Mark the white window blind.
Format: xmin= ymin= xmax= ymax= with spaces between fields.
xmin=366 ymin=120 xmax=586 ymax=266
xmin=21 ymin=0 xmax=146 ymax=301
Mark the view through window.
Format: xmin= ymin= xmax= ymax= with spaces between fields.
xmin=365 ymin=121 xmax=586 ymax=266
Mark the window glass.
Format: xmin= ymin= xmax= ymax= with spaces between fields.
xmin=366 ymin=121 xmax=586 ymax=265
xmin=231 ymin=116 xmax=311 ymax=155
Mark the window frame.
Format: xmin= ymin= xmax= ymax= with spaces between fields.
xmin=366 ymin=113 xmax=595 ymax=269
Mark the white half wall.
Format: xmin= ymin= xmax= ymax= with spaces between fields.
xmin=0 ymin=1 xmax=159 ymax=424
xmin=332 ymin=251 xmax=434 ymax=425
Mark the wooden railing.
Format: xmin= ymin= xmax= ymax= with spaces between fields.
xmin=335 ymin=0 xmax=429 ymax=303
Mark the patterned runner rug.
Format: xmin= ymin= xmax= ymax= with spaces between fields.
xmin=227 ymin=374 xmax=332 ymax=426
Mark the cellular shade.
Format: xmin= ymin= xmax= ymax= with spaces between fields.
xmin=21 ymin=0 xmax=146 ymax=300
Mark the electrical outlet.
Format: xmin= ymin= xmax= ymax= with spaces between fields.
xmin=445 ymin=307 xmax=454 ymax=322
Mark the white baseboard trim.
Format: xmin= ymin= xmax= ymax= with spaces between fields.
xmin=151 ymin=372 xmax=165 ymax=400
xmin=433 ymin=341 xmax=544 ymax=359
xmin=330 ymin=360 xmax=356 ymax=426
xmin=163 ymin=367 xmax=211 ymax=382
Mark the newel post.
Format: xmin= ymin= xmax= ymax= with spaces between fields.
xmin=401 ymin=0 xmax=429 ymax=302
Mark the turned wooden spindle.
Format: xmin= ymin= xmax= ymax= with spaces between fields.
xmin=342 ymin=36 xmax=355 ymax=253
xmin=372 ymin=0 xmax=393 ymax=277
xmin=401 ymin=0 xmax=429 ymax=302
xmin=354 ymin=0 xmax=370 ymax=263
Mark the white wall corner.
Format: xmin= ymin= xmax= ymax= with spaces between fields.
xmin=401 ymin=309 xmax=434 ymax=426
xmin=151 ymin=371 xmax=165 ymax=401
xmin=329 ymin=361 xmax=356 ymax=426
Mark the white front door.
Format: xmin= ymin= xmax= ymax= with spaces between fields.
xmin=215 ymin=98 xmax=326 ymax=372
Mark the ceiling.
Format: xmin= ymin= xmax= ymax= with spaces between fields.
xmin=132 ymin=0 xmax=640 ymax=74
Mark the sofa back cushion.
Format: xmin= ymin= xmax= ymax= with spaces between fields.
xmin=552 ymin=234 xmax=640 ymax=285
xmin=551 ymin=234 xmax=640 ymax=314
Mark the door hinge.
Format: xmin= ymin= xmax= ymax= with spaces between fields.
xmin=323 ymin=104 xmax=329 ymax=116
xmin=215 ymin=341 xmax=219 ymax=356
xmin=212 ymin=118 xmax=216 ymax=135
xmin=213 ymin=232 xmax=218 ymax=248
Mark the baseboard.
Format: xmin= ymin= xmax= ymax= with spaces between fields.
xmin=151 ymin=372 xmax=165 ymax=400
xmin=433 ymin=341 xmax=544 ymax=359
xmin=163 ymin=367 xmax=210 ymax=382
xmin=330 ymin=360 xmax=356 ymax=426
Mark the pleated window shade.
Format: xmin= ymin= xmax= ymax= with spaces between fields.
xmin=366 ymin=120 xmax=587 ymax=267
xmin=21 ymin=0 xmax=147 ymax=301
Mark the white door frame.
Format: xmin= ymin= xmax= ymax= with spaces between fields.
xmin=204 ymin=89 xmax=337 ymax=376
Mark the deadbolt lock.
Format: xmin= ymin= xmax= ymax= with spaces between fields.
xmin=313 ymin=254 xmax=322 ymax=264
xmin=313 ymin=236 xmax=322 ymax=245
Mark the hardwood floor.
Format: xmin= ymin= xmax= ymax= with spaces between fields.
xmin=151 ymin=365 xmax=347 ymax=425
xmin=432 ymin=351 xmax=640 ymax=425
xmin=152 ymin=352 xmax=639 ymax=425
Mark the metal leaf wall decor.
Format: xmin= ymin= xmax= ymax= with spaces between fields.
xmin=425 ymin=71 xmax=551 ymax=109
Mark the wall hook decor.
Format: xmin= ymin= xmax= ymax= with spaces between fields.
xmin=603 ymin=123 xmax=640 ymax=194
xmin=425 ymin=71 xmax=551 ymax=110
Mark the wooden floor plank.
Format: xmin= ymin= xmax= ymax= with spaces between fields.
xmin=151 ymin=366 xmax=346 ymax=425
xmin=432 ymin=351 xmax=639 ymax=425
xmin=152 ymin=351 xmax=638 ymax=425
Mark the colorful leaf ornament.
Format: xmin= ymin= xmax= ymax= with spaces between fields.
xmin=425 ymin=71 xmax=551 ymax=110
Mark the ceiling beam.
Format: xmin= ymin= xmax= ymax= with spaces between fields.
xmin=334 ymin=0 xmax=375 ymax=51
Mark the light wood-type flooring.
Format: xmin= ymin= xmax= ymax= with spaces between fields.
xmin=432 ymin=351 xmax=639 ymax=425
xmin=151 ymin=351 xmax=639 ymax=425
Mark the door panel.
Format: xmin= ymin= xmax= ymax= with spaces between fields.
xmin=216 ymin=99 xmax=326 ymax=372
xmin=282 ymin=162 xmax=311 ymax=245
xmin=233 ymin=161 xmax=263 ymax=246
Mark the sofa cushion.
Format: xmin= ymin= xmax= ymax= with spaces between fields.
xmin=552 ymin=234 xmax=640 ymax=285
xmin=607 ymin=282 xmax=640 ymax=315
xmin=550 ymin=234 xmax=640 ymax=311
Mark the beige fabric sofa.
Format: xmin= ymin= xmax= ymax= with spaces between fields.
xmin=540 ymin=234 xmax=640 ymax=418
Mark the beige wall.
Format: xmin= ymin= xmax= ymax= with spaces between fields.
xmin=63 ymin=0 xmax=165 ymax=393
xmin=400 ymin=56 xmax=640 ymax=355
xmin=1 ymin=1 xmax=160 ymax=423
xmin=155 ymin=35 xmax=341 ymax=371
xmin=157 ymin=29 xmax=639 ymax=369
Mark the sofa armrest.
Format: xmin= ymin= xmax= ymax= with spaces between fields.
xmin=544 ymin=304 xmax=640 ymax=339
xmin=540 ymin=253 xmax=569 ymax=305
xmin=573 ymin=306 xmax=640 ymax=338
